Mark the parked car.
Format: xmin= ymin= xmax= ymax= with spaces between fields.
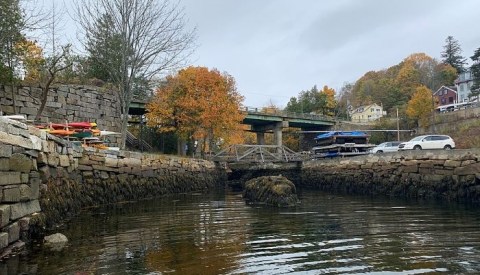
xmin=398 ymin=135 xmax=455 ymax=151
xmin=371 ymin=141 xmax=403 ymax=153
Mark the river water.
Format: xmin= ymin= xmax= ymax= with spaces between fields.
xmin=4 ymin=189 xmax=480 ymax=274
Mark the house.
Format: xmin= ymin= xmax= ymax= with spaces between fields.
xmin=350 ymin=103 xmax=386 ymax=122
xmin=455 ymin=70 xmax=474 ymax=102
xmin=433 ymin=86 xmax=457 ymax=106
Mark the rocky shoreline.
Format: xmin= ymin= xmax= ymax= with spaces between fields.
xmin=0 ymin=117 xmax=226 ymax=257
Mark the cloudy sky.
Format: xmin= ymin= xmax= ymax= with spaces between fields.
xmin=181 ymin=0 xmax=479 ymax=107
xmin=48 ymin=0 xmax=479 ymax=108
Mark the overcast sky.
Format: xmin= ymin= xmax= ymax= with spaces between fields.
xmin=48 ymin=0 xmax=480 ymax=108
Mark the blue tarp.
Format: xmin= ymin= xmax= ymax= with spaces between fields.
xmin=314 ymin=131 xmax=368 ymax=140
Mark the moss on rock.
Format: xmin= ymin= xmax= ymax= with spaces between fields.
xmin=243 ymin=175 xmax=299 ymax=207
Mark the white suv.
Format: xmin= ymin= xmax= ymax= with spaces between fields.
xmin=398 ymin=135 xmax=455 ymax=151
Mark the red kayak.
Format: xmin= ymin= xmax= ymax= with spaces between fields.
xmin=67 ymin=122 xmax=93 ymax=129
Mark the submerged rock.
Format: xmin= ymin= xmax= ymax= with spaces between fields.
xmin=44 ymin=233 xmax=68 ymax=251
xmin=243 ymin=175 xmax=299 ymax=207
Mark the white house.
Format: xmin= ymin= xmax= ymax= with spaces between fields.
xmin=455 ymin=70 xmax=474 ymax=102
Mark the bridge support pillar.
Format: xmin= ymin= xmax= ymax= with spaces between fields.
xmin=274 ymin=122 xmax=283 ymax=147
xmin=256 ymin=132 xmax=265 ymax=145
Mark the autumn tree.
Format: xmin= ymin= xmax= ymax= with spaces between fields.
xmin=320 ymin=85 xmax=336 ymax=115
xmin=146 ymin=66 xmax=244 ymax=156
xmin=351 ymin=53 xmax=457 ymax=117
xmin=75 ymin=0 xmax=196 ymax=149
xmin=406 ymin=85 xmax=435 ymax=128
xmin=441 ymin=36 xmax=467 ymax=73
xmin=14 ymin=39 xmax=44 ymax=82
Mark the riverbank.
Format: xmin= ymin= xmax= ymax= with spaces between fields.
xmin=228 ymin=150 xmax=480 ymax=204
xmin=302 ymin=151 xmax=480 ymax=203
xmin=0 ymin=117 xmax=226 ymax=257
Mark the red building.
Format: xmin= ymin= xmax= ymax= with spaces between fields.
xmin=433 ymin=86 xmax=457 ymax=106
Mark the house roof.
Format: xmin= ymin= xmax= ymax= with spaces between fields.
xmin=433 ymin=85 xmax=457 ymax=95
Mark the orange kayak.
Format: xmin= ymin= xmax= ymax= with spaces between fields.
xmin=49 ymin=129 xmax=76 ymax=136
xmin=49 ymin=123 xmax=68 ymax=129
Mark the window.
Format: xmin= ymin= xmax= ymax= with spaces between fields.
xmin=376 ymin=109 xmax=380 ymax=112
xmin=449 ymin=97 xmax=454 ymax=103
xmin=371 ymin=108 xmax=374 ymax=112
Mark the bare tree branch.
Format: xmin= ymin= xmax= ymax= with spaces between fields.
xmin=74 ymin=0 xmax=197 ymax=149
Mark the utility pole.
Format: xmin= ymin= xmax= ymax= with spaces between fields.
xmin=396 ymin=107 xmax=400 ymax=141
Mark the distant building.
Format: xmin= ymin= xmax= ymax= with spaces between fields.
xmin=433 ymin=86 xmax=457 ymax=106
xmin=350 ymin=103 xmax=386 ymax=122
xmin=455 ymin=70 xmax=474 ymax=102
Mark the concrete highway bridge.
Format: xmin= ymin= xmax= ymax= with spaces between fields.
xmin=129 ymin=101 xmax=335 ymax=147
xmin=241 ymin=107 xmax=334 ymax=147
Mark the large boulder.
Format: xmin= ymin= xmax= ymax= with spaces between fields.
xmin=44 ymin=233 xmax=68 ymax=251
xmin=243 ymin=175 xmax=299 ymax=207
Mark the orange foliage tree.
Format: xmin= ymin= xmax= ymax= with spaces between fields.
xmin=146 ymin=66 xmax=245 ymax=155
xmin=14 ymin=39 xmax=45 ymax=82
xmin=406 ymin=85 xmax=435 ymax=127
xmin=321 ymin=85 xmax=336 ymax=115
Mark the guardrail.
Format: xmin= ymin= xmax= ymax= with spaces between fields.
xmin=242 ymin=106 xmax=335 ymax=122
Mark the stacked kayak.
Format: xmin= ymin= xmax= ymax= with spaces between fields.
xmin=35 ymin=122 xmax=119 ymax=150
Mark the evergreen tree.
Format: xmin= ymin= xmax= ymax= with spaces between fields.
xmin=0 ymin=0 xmax=25 ymax=82
xmin=441 ymin=36 xmax=467 ymax=73
xmin=285 ymin=86 xmax=325 ymax=114
xmin=470 ymin=47 xmax=480 ymax=98
xmin=85 ymin=13 xmax=125 ymax=83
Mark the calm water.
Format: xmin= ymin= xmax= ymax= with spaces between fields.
xmin=4 ymin=189 xmax=480 ymax=274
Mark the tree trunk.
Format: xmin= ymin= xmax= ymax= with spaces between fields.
xmin=177 ymin=138 xmax=186 ymax=156
xmin=35 ymin=76 xmax=54 ymax=122
xmin=11 ymin=85 xmax=17 ymax=115
xmin=119 ymin=105 xmax=129 ymax=150
xmin=35 ymin=87 xmax=49 ymax=122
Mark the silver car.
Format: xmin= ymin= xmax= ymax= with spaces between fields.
xmin=371 ymin=141 xmax=402 ymax=153
xmin=398 ymin=135 xmax=455 ymax=150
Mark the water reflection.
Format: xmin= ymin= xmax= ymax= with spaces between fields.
xmin=3 ymin=190 xmax=480 ymax=274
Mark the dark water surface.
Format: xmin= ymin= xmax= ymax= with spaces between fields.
xmin=4 ymin=190 xmax=480 ymax=274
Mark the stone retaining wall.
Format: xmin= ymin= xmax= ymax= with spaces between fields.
xmin=302 ymin=151 xmax=480 ymax=203
xmin=0 ymin=117 xmax=225 ymax=256
xmin=0 ymin=85 xmax=121 ymax=132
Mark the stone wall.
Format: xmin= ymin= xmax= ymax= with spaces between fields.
xmin=0 ymin=117 xmax=225 ymax=256
xmin=0 ymin=85 xmax=121 ymax=132
xmin=302 ymin=151 xmax=480 ymax=203
xmin=226 ymin=150 xmax=480 ymax=204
